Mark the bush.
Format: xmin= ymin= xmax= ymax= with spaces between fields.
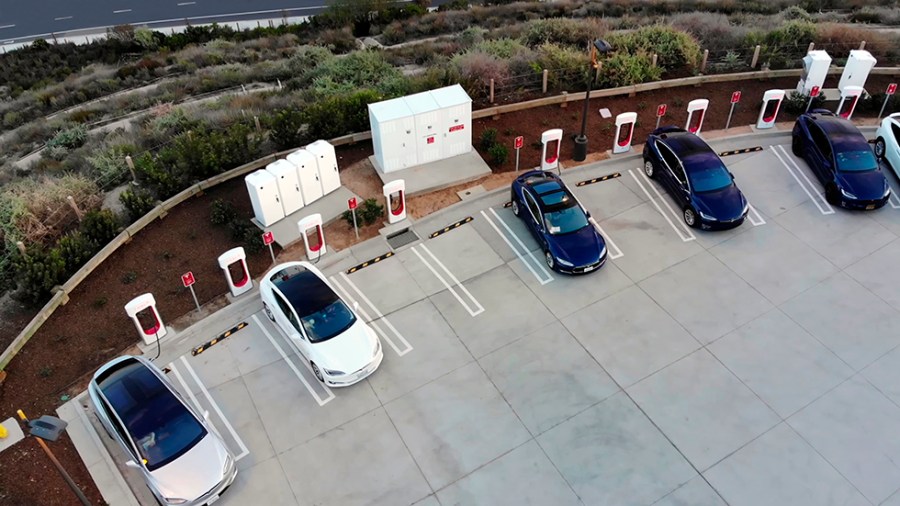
xmin=488 ymin=143 xmax=508 ymax=166
xmin=452 ymin=51 xmax=510 ymax=98
xmin=56 ymin=232 xmax=95 ymax=271
xmin=13 ymin=246 xmax=67 ymax=305
xmin=309 ymin=50 xmax=407 ymax=98
xmin=522 ymin=18 xmax=608 ymax=49
xmin=746 ymin=20 xmax=817 ymax=69
xmin=227 ymin=220 xmax=265 ymax=254
xmin=46 ymin=124 xmax=88 ymax=150
xmin=608 ymin=25 xmax=702 ymax=73
xmin=210 ymin=199 xmax=237 ymax=225
xmin=341 ymin=198 xmax=385 ymax=228
xmin=533 ymin=43 xmax=590 ymax=91
xmin=119 ymin=186 xmax=156 ymax=223
xmin=80 ymin=209 xmax=120 ymax=246
xmin=269 ymin=109 xmax=307 ymax=151
xmin=303 ymin=89 xmax=383 ymax=139
xmin=669 ymin=12 xmax=748 ymax=53
xmin=480 ymin=128 xmax=498 ymax=150
xmin=783 ymin=92 xmax=825 ymax=115
xmin=598 ymin=52 xmax=662 ymax=87
xmin=87 ymin=143 xmax=135 ymax=189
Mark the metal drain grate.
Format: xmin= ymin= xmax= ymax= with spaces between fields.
xmin=386 ymin=228 xmax=419 ymax=250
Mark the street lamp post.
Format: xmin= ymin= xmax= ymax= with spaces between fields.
xmin=573 ymin=39 xmax=613 ymax=162
xmin=17 ymin=410 xmax=92 ymax=506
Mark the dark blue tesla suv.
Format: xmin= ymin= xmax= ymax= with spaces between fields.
xmin=643 ymin=127 xmax=748 ymax=229
xmin=792 ymin=109 xmax=890 ymax=210
xmin=510 ymin=170 xmax=608 ymax=274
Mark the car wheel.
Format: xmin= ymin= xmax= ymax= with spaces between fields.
xmin=875 ymin=138 xmax=886 ymax=161
xmin=511 ymin=199 xmax=520 ymax=217
xmin=263 ymin=303 xmax=275 ymax=322
xmin=825 ymin=183 xmax=840 ymax=205
xmin=683 ymin=207 xmax=697 ymax=228
xmin=311 ymin=362 xmax=324 ymax=383
xmin=545 ymin=251 xmax=555 ymax=270
xmin=643 ymin=159 xmax=655 ymax=179
xmin=792 ymin=136 xmax=802 ymax=156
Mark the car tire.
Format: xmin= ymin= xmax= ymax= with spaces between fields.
xmin=544 ymin=251 xmax=555 ymax=270
xmin=683 ymin=207 xmax=698 ymax=228
xmin=263 ymin=303 xmax=275 ymax=322
xmin=792 ymin=136 xmax=802 ymax=157
xmin=511 ymin=198 xmax=520 ymax=217
xmin=643 ymin=159 xmax=655 ymax=179
xmin=875 ymin=137 xmax=886 ymax=161
xmin=311 ymin=362 xmax=324 ymax=383
xmin=825 ymin=183 xmax=840 ymax=205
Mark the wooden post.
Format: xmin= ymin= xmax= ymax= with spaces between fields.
xmin=651 ymin=53 xmax=658 ymax=67
xmin=254 ymin=116 xmax=261 ymax=132
xmin=807 ymin=42 xmax=815 ymax=53
xmin=489 ymin=79 xmax=495 ymax=104
xmin=859 ymin=41 xmax=866 ymax=50
xmin=66 ymin=196 xmax=83 ymax=222
xmin=124 ymin=155 xmax=137 ymax=184
xmin=16 ymin=241 xmax=26 ymax=255
xmin=560 ymin=91 xmax=568 ymax=108
xmin=542 ymin=69 xmax=549 ymax=94
xmin=750 ymin=45 xmax=761 ymax=68
xmin=700 ymin=49 xmax=709 ymax=73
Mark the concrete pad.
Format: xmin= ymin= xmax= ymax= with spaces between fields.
xmin=413 ymin=496 xmax=441 ymax=506
xmin=775 ymin=200 xmax=896 ymax=268
xmin=384 ymin=362 xmax=530 ymax=490
xmin=863 ymin=345 xmax=900 ymax=407
xmin=537 ymin=392 xmax=695 ymax=506
xmin=639 ymin=251 xmax=772 ymax=344
xmin=177 ymin=338 xmax=245 ymax=394
xmin=704 ymin=423 xmax=869 ymax=506
xmin=562 ymin=285 xmax=700 ymax=387
xmin=710 ymin=222 xmax=837 ymax=305
xmin=366 ymin=299 xmax=473 ymax=403
xmin=479 ymin=321 xmax=619 ymax=436
xmin=724 ymin=149 xmax=808 ymax=218
xmin=471 ymin=205 xmax=538 ymax=265
xmin=571 ymin=177 xmax=644 ymax=222
xmin=845 ymin=237 xmax=900 ymax=312
xmin=436 ymin=441 xmax=581 ymax=506
xmin=781 ymin=272 xmax=900 ymax=371
xmin=209 ymin=377 xmax=274 ymax=471
xmin=885 ymin=491 xmax=900 ymax=506
xmin=457 ymin=184 xmax=486 ymax=200
xmin=627 ymin=349 xmax=780 ymax=471
xmin=279 ymin=408 xmax=432 ymax=506
xmin=217 ymin=456 xmax=297 ymax=506
xmin=373 ymin=150 xmax=492 ymax=197
xmin=335 ymin=253 xmax=427 ymax=317
xmin=709 ymin=310 xmax=852 ymax=418
xmin=653 ymin=476 xmax=726 ymax=506
xmin=430 ymin=266 xmax=554 ymax=358
xmin=255 ymin=186 xmax=359 ymax=247
xmin=788 ymin=376 xmax=900 ymax=504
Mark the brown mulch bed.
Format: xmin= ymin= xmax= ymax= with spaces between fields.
xmin=1 ymin=72 xmax=898 ymax=505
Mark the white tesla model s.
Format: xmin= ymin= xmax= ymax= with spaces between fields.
xmin=875 ymin=112 xmax=900 ymax=176
xmin=260 ymin=261 xmax=383 ymax=387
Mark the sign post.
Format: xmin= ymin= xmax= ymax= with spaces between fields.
xmin=879 ymin=83 xmax=897 ymax=119
xmin=181 ymin=271 xmax=200 ymax=312
xmin=514 ymin=136 xmax=524 ymax=172
xmin=725 ymin=91 xmax=741 ymax=131
xmin=806 ymin=85 xmax=820 ymax=113
xmin=655 ymin=104 xmax=667 ymax=130
xmin=348 ymin=197 xmax=359 ymax=239
xmin=262 ymin=231 xmax=275 ymax=263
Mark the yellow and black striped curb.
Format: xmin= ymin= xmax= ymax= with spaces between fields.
xmin=719 ymin=146 xmax=763 ymax=157
xmin=346 ymin=251 xmax=395 ymax=274
xmin=430 ymin=216 xmax=474 ymax=239
xmin=191 ymin=321 xmax=249 ymax=356
xmin=576 ymin=172 xmax=621 ymax=187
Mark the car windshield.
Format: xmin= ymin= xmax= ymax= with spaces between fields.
xmin=836 ymin=149 xmax=877 ymax=172
xmin=544 ymin=206 xmax=589 ymax=235
xmin=300 ymin=299 xmax=357 ymax=343
xmin=687 ymin=163 xmax=733 ymax=193
xmin=102 ymin=363 xmax=206 ymax=471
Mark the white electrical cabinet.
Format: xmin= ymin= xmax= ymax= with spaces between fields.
xmin=369 ymin=97 xmax=418 ymax=173
xmin=432 ymin=84 xmax=473 ymax=158
xmin=306 ymin=140 xmax=341 ymax=195
xmin=287 ymin=149 xmax=324 ymax=204
xmin=797 ymin=50 xmax=831 ymax=95
xmin=245 ymin=170 xmax=285 ymax=226
xmin=404 ymin=91 xmax=443 ymax=164
xmin=839 ymin=50 xmax=877 ymax=92
xmin=266 ymin=159 xmax=304 ymax=215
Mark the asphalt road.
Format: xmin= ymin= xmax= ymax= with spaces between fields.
xmin=0 ymin=0 xmax=332 ymax=42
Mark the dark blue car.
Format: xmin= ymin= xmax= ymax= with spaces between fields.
xmin=510 ymin=170 xmax=607 ymax=274
xmin=792 ymin=110 xmax=890 ymax=210
xmin=643 ymin=127 xmax=748 ymax=229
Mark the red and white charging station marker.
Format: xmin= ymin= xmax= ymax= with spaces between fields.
xmin=878 ymin=83 xmax=897 ymax=119
xmin=655 ymin=104 xmax=667 ymax=130
xmin=514 ymin=135 xmax=524 ymax=172
xmin=348 ymin=197 xmax=359 ymax=239
xmin=541 ymin=128 xmax=563 ymax=173
xmin=298 ymin=213 xmax=327 ymax=259
xmin=125 ymin=293 xmax=167 ymax=345
xmin=613 ymin=112 xmax=637 ymax=154
xmin=182 ymin=271 xmax=200 ymax=312
xmin=756 ymin=89 xmax=785 ymax=129
xmin=383 ymin=179 xmax=407 ymax=224
xmin=836 ymin=85 xmax=863 ymax=119
xmin=218 ymin=247 xmax=253 ymax=298
xmin=262 ymin=230 xmax=275 ymax=263
xmin=725 ymin=91 xmax=741 ymax=130
xmin=685 ymin=99 xmax=709 ymax=134
xmin=806 ymin=85 xmax=820 ymax=113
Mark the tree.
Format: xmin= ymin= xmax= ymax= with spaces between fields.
xmin=324 ymin=0 xmax=390 ymax=36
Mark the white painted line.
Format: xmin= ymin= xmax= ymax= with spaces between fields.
xmin=329 ymin=278 xmax=399 ymax=355
xmin=251 ymin=314 xmax=334 ymax=406
xmin=0 ymin=25 xmax=16 ymax=30
xmin=488 ymin=207 xmax=554 ymax=282
xmin=588 ymin=217 xmax=624 ymax=259
xmin=629 ymin=170 xmax=696 ymax=242
xmin=747 ymin=204 xmax=766 ymax=226
xmin=480 ymin=209 xmax=553 ymax=285
xmin=331 ymin=274 xmax=412 ymax=357
xmin=887 ymin=185 xmax=900 ymax=209
xmin=72 ymin=395 xmax=136 ymax=502
xmin=770 ymin=146 xmax=834 ymax=215
xmin=113 ymin=9 xmax=132 ymax=14
xmin=179 ymin=356 xmax=249 ymax=461
xmin=168 ymin=363 xmax=205 ymax=417
xmin=419 ymin=243 xmax=485 ymax=315
xmin=411 ymin=245 xmax=484 ymax=317
xmin=54 ymin=16 xmax=73 ymax=21
xmin=177 ymin=1 xmax=197 ymax=5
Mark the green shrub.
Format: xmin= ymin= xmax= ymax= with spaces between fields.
xmin=480 ymin=128 xmax=498 ymax=150
xmin=46 ymin=124 xmax=88 ymax=150
xmin=359 ymin=198 xmax=384 ymax=225
xmin=309 ymin=50 xmax=407 ymax=98
xmin=488 ymin=143 xmax=508 ymax=166
xmin=80 ymin=209 xmax=120 ymax=246
xmin=608 ymin=25 xmax=702 ymax=72
xmin=532 ymin=43 xmax=590 ymax=91
xmin=451 ymin=51 xmax=510 ymax=98
xmin=303 ymin=89 xmax=383 ymax=139
xmin=227 ymin=219 xmax=265 ymax=254
xmin=119 ymin=186 xmax=156 ymax=223
xmin=783 ymin=92 xmax=826 ymax=115
xmin=87 ymin=143 xmax=135 ymax=189
xmin=13 ymin=246 xmax=67 ymax=306
xmin=472 ymin=38 xmax=530 ymax=59
xmin=598 ymin=52 xmax=662 ymax=88
xmin=522 ymin=18 xmax=607 ymax=49
xmin=210 ymin=199 xmax=237 ymax=225
xmin=746 ymin=20 xmax=817 ymax=69
xmin=56 ymin=232 xmax=95 ymax=270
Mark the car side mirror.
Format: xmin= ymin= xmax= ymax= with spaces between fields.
xmin=125 ymin=460 xmax=141 ymax=469
xmin=729 ymin=171 xmax=735 ymax=179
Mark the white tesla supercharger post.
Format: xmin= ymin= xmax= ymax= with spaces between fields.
xmin=685 ymin=99 xmax=709 ymax=134
xmin=298 ymin=213 xmax=326 ymax=260
xmin=541 ymin=129 xmax=563 ymax=172
xmin=756 ymin=89 xmax=785 ymax=129
xmin=836 ymin=85 xmax=864 ymax=119
xmin=125 ymin=293 xmax=167 ymax=345
xmin=217 ymin=246 xmax=253 ymax=297
xmin=613 ymin=112 xmax=637 ymax=154
xmin=383 ymin=179 xmax=407 ymax=224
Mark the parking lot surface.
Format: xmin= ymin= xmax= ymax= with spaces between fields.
xmin=87 ymin=132 xmax=900 ymax=506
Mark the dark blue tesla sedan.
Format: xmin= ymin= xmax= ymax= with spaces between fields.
xmin=510 ymin=170 xmax=607 ymax=274
xmin=643 ymin=127 xmax=748 ymax=230
xmin=792 ymin=109 xmax=890 ymax=210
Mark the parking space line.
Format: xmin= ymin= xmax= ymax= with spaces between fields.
xmin=888 ymin=187 xmax=900 ymax=209
xmin=411 ymin=244 xmax=485 ymax=316
xmin=178 ymin=356 xmax=249 ymax=460
xmin=747 ymin=204 xmax=767 ymax=226
xmin=771 ymin=146 xmax=835 ymax=215
xmin=330 ymin=273 xmax=413 ymax=357
xmin=479 ymin=208 xmax=553 ymax=285
xmin=588 ymin=217 xmax=624 ymax=259
xmin=628 ymin=169 xmax=697 ymax=242
xmin=251 ymin=314 xmax=335 ymax=407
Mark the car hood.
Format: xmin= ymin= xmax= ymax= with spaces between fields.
xmin=150 ymin=433 xmax=228 ymax=501
xmin=548 ymin=225 xmax=606 ymax=266
xmin=693 ymin=184 xmax=746 ymax=221
xmin=836 ymin=170 xmax=887 ymax=200
xmin=311 ymin=319 xmax=377 ymax=373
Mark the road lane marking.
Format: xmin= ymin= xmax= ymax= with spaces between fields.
xmin=54 ymin=17 xmax=73 ymax=21
xmin=411 ymin=244 xmax=484 ymax=317
xmin=0 ymin=25 xmax=15 ymax=30
xmin=770 ymin=146 xmax=834 ymax=215
xmin=480 ymin=209 xmax=553 ymax=285
xmin=251 ymin=314 xmax=335 ymax=407
xmin=588 ymin=217 xmax=624 ymax=259
xmin=747 ymin=204 xmax=766 ymax=226
xmin=178 ymin=356 xmax=249 ymax=461
xmin=629 ymin=169 xmax=696 ymax=242
xmin=330 ymin=274 xmax=412 ymax=357
xmin=113 ymin=9 xmax=132 ymax=14
xmin=177 ymin=1 xmax=197 ymax=5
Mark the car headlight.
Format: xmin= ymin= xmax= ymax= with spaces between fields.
xmin=373 ymin=339 xmax=381 ymax=356
xmin=742 ymin=202 xmax=749 ymax=215
xmin=840 ymin=188 xmax=857 ymax=199
xmin=884 ymin=186 xmax=892 ymax=198
xmin=598 ymin=245 xmax=607 ymax=259
xmin=223 ymin=455 xmax=235 ymax=475
xmin=556 ymin=257 xmax=574 ymax=267
xmin=164 ymin=499 xmax=188 ymax=505
xmin=322 ymin=368 xmax=345 ymax=376
xmin=698 ymin=211 xmax=717 ymax=221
